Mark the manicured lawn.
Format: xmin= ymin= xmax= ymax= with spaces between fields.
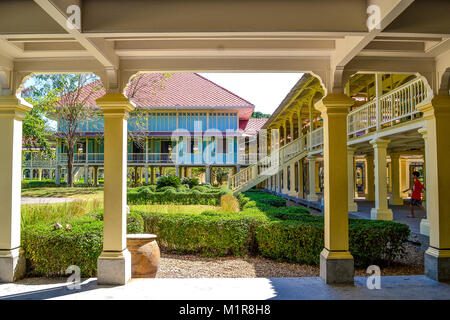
xmin=21 ymin=186 xmax=104 ymax=200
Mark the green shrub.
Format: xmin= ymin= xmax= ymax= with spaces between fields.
xmin=156 ymin=175 xmax=181 ymax=189
xmin=255 ymin=220 xmax=323 ymax=265
xmin=137 ymin=187 xmax=152 ymax=195
xmin=254 ymin=214 xmax=409 ymax=267
xmin=348 ymin=219 xmax=410 ymax=266
xmin=181 ymin=177 xmax=199 ymax=189
xmin=200 ymin=210 xmax=222 ymax=217
xmin=140 ymin=211 xmax=253 ymax=256
xmin=127 ymin=190 xmax=224 ymax=205
xmin=236 ymin=193 xmax=250 ymax=209
xmin=159 ymin=186 xmax=177 ymax=193
xmin=243 ymin=190 xmax=286 ymax=207
xmin=127 ymin=211 xmax=144 ymax=233
xmin=242 ymin=200 xmax=257 ymax=209
xmin=21 ymin=220 xmax=103 ymax=277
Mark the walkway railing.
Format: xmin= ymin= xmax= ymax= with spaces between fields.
xmin=228 ymin=130 xmax=317 ymax=193
xmin=347 ymin=77 xmax=431 ymax=138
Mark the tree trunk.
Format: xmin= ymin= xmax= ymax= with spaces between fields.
xmin=67 ymin=141 xmax=74 ymax=187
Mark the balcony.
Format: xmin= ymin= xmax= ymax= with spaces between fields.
xmin=347 ymin=77 xmax=431 ymax=139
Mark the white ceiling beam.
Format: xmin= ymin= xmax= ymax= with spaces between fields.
xmin=332 ymin=0 xmax=415 ymax=69
xmin=33 ymin=0 xmax=118 ymax=69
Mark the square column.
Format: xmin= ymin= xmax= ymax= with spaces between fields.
xmin=400 ymin=158 xmax=409 ymax=198
xmin=276 ymin=172 xmax=281 ymax=193
xmin=0 ymin=96 xmax=31 ymax=282
xmin=84 ymin=166 xmax=89 ymax=184
xmin=307 ymin=156 xmax=318 ymax=202
xmin=389 ymin=153 xmax=403 ymax=205
xmin=282 ymin=166 xmax=288 ymax=194
xmin=289 ymin=164 xmax=296 ymax=196
xmin=144 ymin=166 xmax=149 ymax=184
xmin=418 ymin=96 xmax=450 ymax=281
xmin=315 ymin=94 xmax=354 ymax=284
xmin=96 ymin=94 xmax=133 ymax=285
xmin=347 ymin=147 xmax=358 ymax=212
xmin=370 ymin=139 xmax=393 ymax=220
xmin=365 ymin=155 xmax=375 ymax=201
xmin=205 ymin=165 xmax=211 ymax=184
xmin=297 ymin=159 xmax=304 ymax=199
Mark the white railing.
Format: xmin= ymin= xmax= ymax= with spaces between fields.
xmin=58 ymin=153 xmax=104 ymax=164
xmin=347 ymin=77 xmax=431 ymax=137
xmin=310 ymin=127 xmax=323 ymax=150
xmin=22 ymin=159 xmax=57 ymax=168
xmin=228 ymin=132 xmax=313 ymax=192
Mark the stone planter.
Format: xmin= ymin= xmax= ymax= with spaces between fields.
xmin=126 ymin=234 xmax=160 ymax=278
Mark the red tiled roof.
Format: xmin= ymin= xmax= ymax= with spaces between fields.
xmin=240 ymin=118 xmax=269 ymax=135
xmin=60 ymin=73 xmax=255 ymax=119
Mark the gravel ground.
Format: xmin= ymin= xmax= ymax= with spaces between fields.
xmin=156 ymin=242 xmax=424 ymax=278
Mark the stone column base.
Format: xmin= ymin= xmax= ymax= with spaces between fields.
xmin=420 ymin=219 xmax=430 ymax=236
xmin=320 ymin=249 xmax=354 ymax=284
xmin=370 ymin=208 xmax=393 ymax=220
xmin=348 ymin=201 xmax=358 ymax=212
xmin=307 ymin=194 xmax=318 ymax=202
xmin=0 ymin=248 xmax=26 ymax=283
xmin=97 ymin=249 xmax=131 ymax=285
xmin=425 ymin=248 xmax=450 ymax=282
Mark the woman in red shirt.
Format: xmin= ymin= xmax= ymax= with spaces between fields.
xmin=403 ymin=171 xmax=427 ymax=218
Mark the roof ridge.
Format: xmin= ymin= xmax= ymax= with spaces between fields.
xmin=194 ymin=73 xmax=255 ymax=107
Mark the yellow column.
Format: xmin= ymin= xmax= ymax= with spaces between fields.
xmin=366 ymin=154 xmax=375 ymax=201
xmin=0 ymin=96 xmax=31 ymax=282
xmin=297 ymin=160 xmax=304 ymax=199
xmin=315 ymin=94 xmax=354 ymax=284
xmin=389 ymin=153 xmax=403 ymax=205
xmin=315 ymin=162 xmax=320 ymax=193
xmin=289 ymin=163 xmax=296 ymax=197
xmin=282 ymin=166 xmax=288 ymax=195
xmin=370 ymin=138 xmax=393 ymax=220
xmin=347 ymin=147 xmax=358 ymax=212
xmin=400 ymin=157 xmax=409 ymax=198
xmin=307 ymin=156 xmax=318 ymax=202
xmin=96 ymin=93 xmax=133 ymax=285
xmin=38 ymin=168 xmax=42 ymax=181
xmin=418 ymin=96 xmax=450 ymax=281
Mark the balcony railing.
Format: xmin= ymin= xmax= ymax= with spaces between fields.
xmin=228 ymin=128 xmax=319 ymax=192
xmin=347 ymin=77 xmax=431 ymax=138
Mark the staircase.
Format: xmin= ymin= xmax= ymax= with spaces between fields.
xmin=229 ymin=131 xmax=317 ymax=194
xmin=73 ymin=167 xmax=82 ymax=181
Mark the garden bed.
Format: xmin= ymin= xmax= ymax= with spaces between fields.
xmin=20 ymin=189 xmax=411 ymax=278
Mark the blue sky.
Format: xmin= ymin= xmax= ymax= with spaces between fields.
xmin=199 ymin=73 xmax=303 ymax=114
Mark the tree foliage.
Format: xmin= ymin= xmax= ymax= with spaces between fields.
xmin=251 ymin=111 xmax=271 ymax=118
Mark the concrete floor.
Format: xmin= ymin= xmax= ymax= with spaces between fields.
xmin=349 ymin=200 xmax=425 ymax=235
xmin=0 ymin=276 xmax=449 ymax=300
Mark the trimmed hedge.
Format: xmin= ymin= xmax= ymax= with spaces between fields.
xmin=142 ymin=212 xmax=254 ymax=256
xmin=135 ymin=190 xmax=410 ymax=267
xmin=127 ymin=189 xmax=225 ymax=205
xmin=21 ymin=211 xmax=145 ymax=277
xmin=21 ymin=220 xmax=103 ymax=277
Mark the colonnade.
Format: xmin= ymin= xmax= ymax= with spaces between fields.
xmin=1 ymin=93 xmax=449 ymax=285
xmin=261 ymin=94 xmax=450 ymax=283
